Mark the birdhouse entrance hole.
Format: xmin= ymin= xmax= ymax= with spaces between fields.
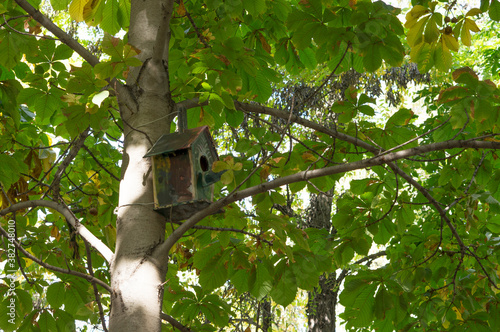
xmin=200 ymin=155 xmax=209 ymax=172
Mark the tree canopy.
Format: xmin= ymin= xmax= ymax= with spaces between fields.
xmin=1 ymin=0 xmax=500 ymax=331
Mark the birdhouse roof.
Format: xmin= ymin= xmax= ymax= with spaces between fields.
xmin=143 ymin=126 xmax=217 ymax=157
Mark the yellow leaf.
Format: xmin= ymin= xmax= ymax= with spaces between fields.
xmin=82 ymin=0 xmax=101 ymax=21
xmin=221 ymin=170 xmax=234 ymax=185
xmin=69 ymin=0 xmax=92 ymax=22
xmin=407 ymin=17 xmax=427 ymax=47
xmin=405 ymin=5 xmax=430 ymax=29
xmin=424 ymin=15 xmax=440 ymax=43
xmin=87 ymin=171 xmax=100 ymax=186
xmin=233 ymin=162 xmax=243 ymax=171
xmin=260 ymin=165 xmax=271 ymax=180
xmin=466 ymin=8 xmax=483 ymax=17
xmin=461 ymin=18 xmax=480 ymax=46
xmin=452 ymin=307 xmax=463 ymax=321
xmin=301 ymin=151 xmax=317 ymax=162
xmin=435 ymin=38 xmax=452 ymax=72
xmin=212 ymin=160 xmax=229 ymax=173
xmin=24 ymin=248 xmax=34 ymax=267
xmin=442 ymin=34 xmax=459 ymax=52
xmin=103 ymin=224 xmax=116 ymax=249
xmin=177 ymin=0 xmax=186 ymax=16
xmin=51 ymin=226 xmax=61 ymax=241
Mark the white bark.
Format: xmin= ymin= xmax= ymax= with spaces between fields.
xmin=109 ymin=1 xmax=175 ymax=331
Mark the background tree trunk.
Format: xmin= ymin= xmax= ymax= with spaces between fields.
xmin=261 ymin=297 xmax=272 ymax=331
xmin=305 ymin=190 xmax=337 ymax=332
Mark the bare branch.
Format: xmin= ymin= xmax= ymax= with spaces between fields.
xmin=336 ymin=250 xmax=387 ymax=283
xmin=83 ymin=145 xmax=120 ymax=181
xmin=154 ymin=139 xmax=500 ymax=258
xmin=160 ymin=313 xmax=194 ymax=332
xmin=169 ymin=220 xmax=272 ymax=245
xmin=2 ymin=14 xmax=56 ymax=39
xmin=184 ymin=7 xmax=210 ymax=48
xmin=0 ymin=224 xmax=111 ymax=291
xmin=50 ymin=129 xmax=91 ymax=198
xmin=84 ymin=241 xmax=109 ymax=332
xmin=0 ymin=200 xmax=114 ymax=262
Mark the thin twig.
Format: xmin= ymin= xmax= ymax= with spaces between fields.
xmin=84 ymin=241 xmax=109 ymax=332
xmin=83 ymin=146 xmax=120 ymax=181
xmin=2 ymin=14 xmax=57 ymax=40
xmin=184 ymin=6 xmax=210 ymax=48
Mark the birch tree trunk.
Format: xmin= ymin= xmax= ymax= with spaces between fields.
xmin=109 ymin=0 xmax=174 ymax=330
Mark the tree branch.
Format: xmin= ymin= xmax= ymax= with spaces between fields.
xmin=154 ymin=139 xmax=500 ymax=258
xmin=83 ymin=145 xmax=120 ymax=181
xmin=160 ymin=313 xmax=194 ymax=332
xmin=153 ymin=0 xmax=174 ymax=64
xmin=337 ymin=250 xmax=387 ymax=283
xmin=0 ymin=200 xmax=113 ymax=262
xmin=50 ymin=128 xmax=90 ymax=198
xmin=0 ymin=224 xmax=111 ymax=291
xmin=176 ymin=98 xmax=377 ymax=153
xmin=84 ymin=241 xmax=109 ymax=332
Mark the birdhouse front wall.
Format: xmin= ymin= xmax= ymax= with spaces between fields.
xmin=144 ymin=126 xmax=221 ymax=221
xmin=152 ymin=149 xmax=197 ymax=209
xmin=191 ymin=136 xmax=217 ymax=201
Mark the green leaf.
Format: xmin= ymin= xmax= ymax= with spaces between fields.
xmin=199 ymin=250 xmax=230 ymax=291
xmin=53 ymin=44 xmax=74 ymax=61
xmin=0 ymin=154 xmax=24 ymax=189
xmin=101 ymin=0 xmax=121 ymax=34
xmin=452 ymin=67 xmax=479 ymax=85
xmin=51 ymin=0 xmax=71 ymax=10
xmin=193 ymin=244 xmax=222 ymax=270
xmin=386 ymin=108 xmax=414 ymax=128
xmin=249 ymin=72 xmax=272 ymax=103
xmin=0 ymin=31 xmax=22 ymax=69
xmin=231 ymin=269 xmax=250 ymax=294
xmin=363 ymin=44 xmax=382 ymax=72
xmin=63 ymin=286 xmax=85 ymax=315
xmin=291 ymin=252 xmax=319 ymax=290
xmin=450 ymin=104 xmax=468 ymax=129
xmin=373 ymin=220 xmax=395 ymax=245
xmin=250 ymin=264 xmax=273 ymax=300
xmin=47 ymin=282 xmax=66 ymax=308
xmin=221 ymin=70 xmax=243 ymax=94
xmin=270 ymin=266 xmax=297 ymax=307
xmin=490 ymin=0 xmax=500 ymax=21
xmin=374 ymin=286 xmax=394 ymax=320
xmin=54 ymin=309 xmax=75 ymax=331
xmin=340 ymin=282 xmax=377 ymax=328
xmin=410 ymin=41 xmax=434 ymax=72
xmin=38 ymin=311 xmax=57 ymax=332
xmin=243 ymin=0 xmax=266 ymax=16
xmin=298 ymin=48 xmax=317 ymax=70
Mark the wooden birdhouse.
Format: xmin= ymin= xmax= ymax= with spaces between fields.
xmin=143 ymin=126 xmax=222 ymax=221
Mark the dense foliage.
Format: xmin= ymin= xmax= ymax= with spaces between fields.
xmin=1 ymin=0 xmax=500 ymax=331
